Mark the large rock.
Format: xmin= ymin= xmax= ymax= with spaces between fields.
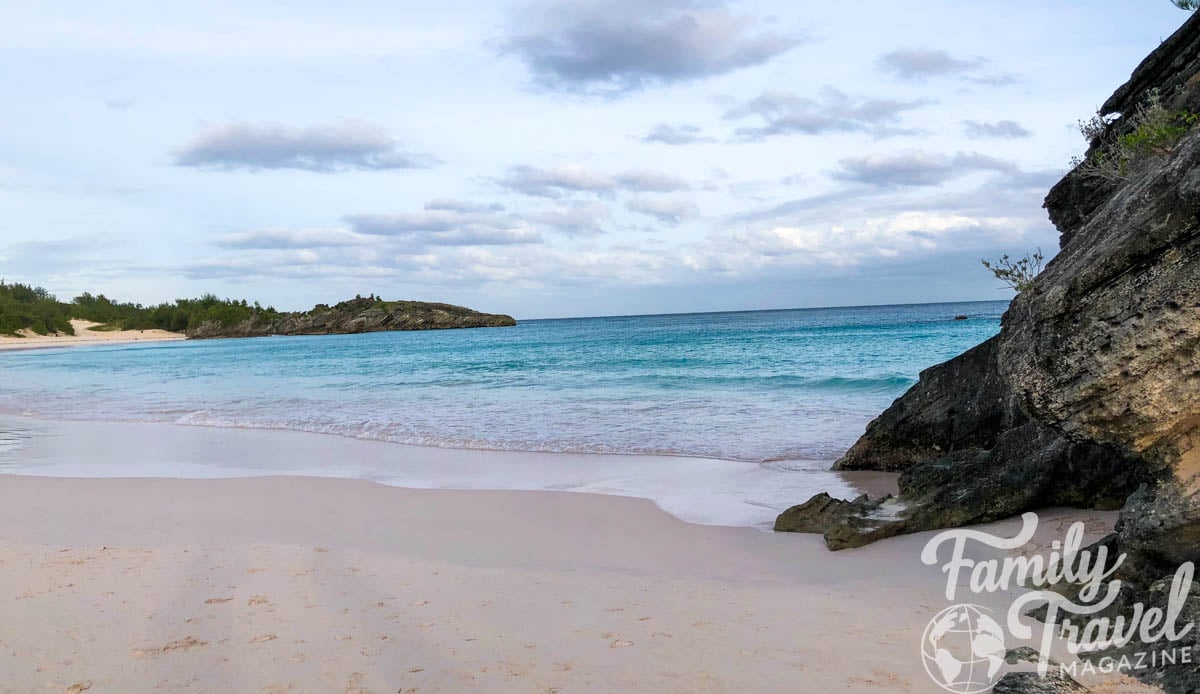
xmin=779 ymin=11 xmax=1200 ymax=543
xmin=777 ymin=13 xmax=1200 ymax=689
xmin=772 ymin=492 xmax=908 ymax=550
xmin=834 ymin=337 xmax=1020 ymax=473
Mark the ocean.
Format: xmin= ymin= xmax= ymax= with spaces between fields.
xmin=0 ymin=300 xmax=1007 ymax=526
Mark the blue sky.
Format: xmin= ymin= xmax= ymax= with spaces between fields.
xmin=0 ymin=1 xmax=1190 ymax=318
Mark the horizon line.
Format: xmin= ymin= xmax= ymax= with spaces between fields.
xmin=518 ymin=297 xmax=1013 ymax=322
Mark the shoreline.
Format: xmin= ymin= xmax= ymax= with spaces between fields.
xmin=0 ymin=406 xmax=897 ymax=470
xmin=0 ymin=319 xmax=185 ymax=352
xmin=0 ymin=414 xmax=898 ymax=528
xmin=0 ymin=473 xmax=1141 ymax=692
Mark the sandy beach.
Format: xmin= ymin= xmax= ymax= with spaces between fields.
xmin=0 ymin=418 xmax=1157 ymax=692
xmin=0 ymin=474 xmax=1130 ymax=694
xmin=0 ymin=320 xmax=184 ymax=351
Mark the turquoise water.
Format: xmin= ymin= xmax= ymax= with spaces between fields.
xmin=0 ymin=300 xmax=1006 ymax=463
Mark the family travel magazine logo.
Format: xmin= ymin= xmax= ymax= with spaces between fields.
xmin=918 ymin=513 xmax=1196 ymax=693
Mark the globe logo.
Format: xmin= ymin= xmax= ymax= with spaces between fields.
xmin=921 ymin=604 xmax=1007 ymax=693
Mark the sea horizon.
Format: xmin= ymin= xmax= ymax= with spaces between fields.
xmin=515 ymin=296 xmax=1010 ymax=322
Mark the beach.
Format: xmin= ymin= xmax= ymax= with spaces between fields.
xmin=0 ymin=418 xmax=1155 ymax=693
xmin=0 ymin=320 xmax=184 ymax=352
xmin=0 ymin=473 xmax=1141 ymax=693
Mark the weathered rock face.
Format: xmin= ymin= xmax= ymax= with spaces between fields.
xmin=1002 ymin=142 xmax=1200 ymax=471
xmin=777 ymin=14 xmax=1200 ymax=558
xmin=187 ymin=297 xmax=516 ymax=339
xmin=834 ymin=337 xmax=1022 ymax=473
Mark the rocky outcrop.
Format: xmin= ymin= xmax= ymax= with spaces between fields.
xmin=777 ymin=14 xmax=1200 ymax=556
xmin=834 ymin=337 xmax=1020 ymax=472
xmin=187 ymin=297 xmax=516 ymax=339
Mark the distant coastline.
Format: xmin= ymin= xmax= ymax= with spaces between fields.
xmin=0 ymin=281 xmax=515 ymax=343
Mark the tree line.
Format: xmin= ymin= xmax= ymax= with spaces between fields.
xmin=0 ymin=281 xmax=279 ymax=336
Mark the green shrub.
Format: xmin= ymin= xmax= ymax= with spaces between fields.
xmin=0 ymin=281 xmax=291 ymax=337
xmin=0 ymin=281 xmax=74 ymax=336
xmin=981 ymin=249 xmax=1045 ymax=293
xmin=1071 ymin=90 xmax=1199 ymax=181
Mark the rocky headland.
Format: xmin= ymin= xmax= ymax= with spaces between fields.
xmin=777 ymin=13 xmax=1200 ymax=691
xmin=187 ymin=296 xmax=516 ymax=339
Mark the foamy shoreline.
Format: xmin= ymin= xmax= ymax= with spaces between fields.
xmin=0 ymin=415 xmax=899 ymax=528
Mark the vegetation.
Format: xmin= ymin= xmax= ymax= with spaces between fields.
xmin=0 ymin=281 xmax=75 ymax=336
xmin=981 ymin=249 xmax=1045 ymax=293
xmin=1171 ymin=0 xmax=1199 ymax=10
xmin=1071 ymin=89 xmax=1199 ymax=181
xmin=0 ymin=281 xmax=281 ymax=337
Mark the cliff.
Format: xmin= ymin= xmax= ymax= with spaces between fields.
xmin=186 ymin=297 xmax=516 ymax=339
xmin=776 ymin=14 xmax=1200 ymax=687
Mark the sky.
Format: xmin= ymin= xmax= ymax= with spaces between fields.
xmin=0 ymin=1 xmax=1191 ymax=319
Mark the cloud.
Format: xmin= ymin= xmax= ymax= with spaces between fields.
xmin=727 ymin=211 xmax=1026 ymax=267
xmin=962 ymin=120 xmax=1032 ymax=139
xmin=0 ymin=235 xmax=122 ymax=277
xmin=213 ymin=228 xmax=365 ymax=250
xmin=626 ymin=197 xmax=699 ymax=225
xmin=501 ymin=0 xmax=803 ymax=94
xmin=615 ymin=170 xmax=691 ymax=193
xmin=831 ymin=151 xmax=1018 ymax=187
xmin=724 ymin=87 xmax=929 ymax=140
xmin=497 ymin=165 xmax=612 ymax=197
xmin=729 ymin=188 xmax=873 ymax=225
xmin=173 ymin=121 xmax=438 ymax=173
xmin=345 ymin=210 xmax=540 ymax=246
xmin=497 ymin=164 xmax=689 ymax=198
xmin=173 ymin=242 xmax=676 ymax=290
xmin=878 ymin=49 xmax=980 ymax=79
xmin=171 ymin=199 xmax=1046 ymax=298
xmin=424 ymin=199 xmax=506 ymax=213
xmin=878 ymin=48 xmax=1017 ymax=86
xmin=640 ymin=123 xmax=714 ymax=145
xmin=521 ymin=202 xmax=611 ymax=237
xmin=341 ymin=197 xmax=614 ymax=243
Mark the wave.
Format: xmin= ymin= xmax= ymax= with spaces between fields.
xmin=607 ymin=373 xmax=916 ymax=393
xmin=803 ymin=375 xmax=915 ymax=392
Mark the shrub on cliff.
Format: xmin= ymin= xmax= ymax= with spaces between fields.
xmin=981 ymin=249 xmax=1045 ymax=293
xmin=1071 ymin=89 xmax=1199 ymax=181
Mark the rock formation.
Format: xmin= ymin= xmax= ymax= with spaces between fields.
xmin=777 ymin=13 xmax=1200 ymax=689
xmin=186 ymin=297 xmax=516 ymax=339
xmin=777 ymin=11 xmax=1200 ymax=547
xmin=768 ymin=12 xmax=1200 ymax=686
